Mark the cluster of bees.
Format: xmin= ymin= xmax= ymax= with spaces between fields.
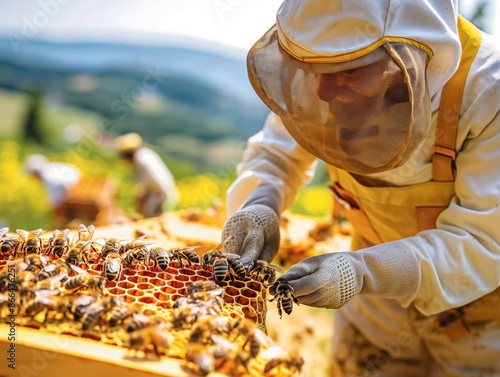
xmin=0 ymin=225 xmax=303 ymax=376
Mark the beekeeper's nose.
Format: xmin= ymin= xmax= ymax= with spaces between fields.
xmin=316 ymin=72 xmax=358 ymax=102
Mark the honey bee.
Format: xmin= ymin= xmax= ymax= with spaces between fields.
xmin=0 ymin=227 xmax=20 ymax=254
xmin=269 ymin=280 xmax=299 ymax=318
xmin=100 ymin=238 xmax=121 ymax=259
xmin=128 ymin=323 xmax=173 ymax=357
xmin=16 ymin=228 xmax=45 ymax=256
xmin=24 ymin=290 xmax=69 ymax=323
xmin=231 ymin=318 xmax=269 ymax=359
xmin=202 ymin=236 xmax=231 ymax=269
xmin=36 ymin=272 xmax=68 ymax=291
xmin=210 ymin=334 xmax=251 ymax=373
xmin=118 ymin=235 xmax=149 ymax=254
xmin=145 ymin=247 xmax=173 ymax=271
xmin=81 ymin=296 xmax=121 ymax=331
xmin=64 ymin=273 xmax=106 ymax=293
xmin=202 ymin=237 xmax=246 ymax=281
xmin=102 ymin=251 xmax=123 ymax=281
xmin=171 ymin=307 xmax=199 ymax=328
xmin=121 ymin=247 xmax=148 ymax=269
xmin=69 ymin=294 xmax=99 ymax=321
xmin=75 ymin=224 xmax=100 ymax=253
xmin=108 ymin=302 xmax=141 ymax=327
xmin=0 ymin=260 xmax=26 ymax=291
xmin=64 ymin=240 xmax=92 ymax=268
xmin=186 ymin=280 xmax=222 ymax=295
xmin=186 ymin=342 xmax=215 ymax=376
xmin=213 ymin=254 xmax=247 ymax=282
xmin=117 ymin=237 xmax=154 ymax=269
xmin=189 ymin=315 xmax=232 ymax=343
xmin=248 ymin=259 xmax=284 ymax=287
xmin=125 ymin=313 xmax=163 ymax=333
xmin=170 ymin=246 xmax=201 ymax=267
xmin=23 ymin=253 xmax=49 ymax=273
xmin=263 ymin=351 xmax=304 ymax=374
xmin=76 ymin=224 xmax=95 ymax=243
xmin=47 ymin=229 xmax=70 ymax=259
xmin=37 ymin=259 xmax=70 ymax=281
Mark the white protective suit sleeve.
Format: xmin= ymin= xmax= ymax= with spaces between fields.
xmin=228 ymin=33 xmax=500 ymax=316
xmin=226 ymin=113 xmax=317 ymax=216
xmin=134 ymin=147 xmax=179 ymax=209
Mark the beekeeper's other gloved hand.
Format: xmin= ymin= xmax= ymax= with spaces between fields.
xmin=222 ymin=204 xmax=280 ymax=263
xmin=270 ymin=244 xmax=420 ymax=309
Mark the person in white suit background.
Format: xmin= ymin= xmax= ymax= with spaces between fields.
xmin=116 ymin=133 xmax=178 ymax=218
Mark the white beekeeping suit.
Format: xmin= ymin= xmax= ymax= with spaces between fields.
xmin=25 ymin=154 xmax=80 ymax=207
xmin=222 ymin=0 xmax=500 ymax=375
xmin=133 ymin=146 xmax=178 ymax=215
xmin=116 ymin=133 xmax=178 ymax=218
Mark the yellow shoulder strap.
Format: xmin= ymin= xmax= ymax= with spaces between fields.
xmin=432 ymin=15 xmax=482 ymax=182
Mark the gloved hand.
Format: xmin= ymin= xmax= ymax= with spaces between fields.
xmin=221 ymin=204 xmax=280 ymax=263
xmin=270 ymin=253 xmax=359 ymax=309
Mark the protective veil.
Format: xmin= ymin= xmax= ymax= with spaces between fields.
xmin=249 ymin=31 xmax=430 ymax=174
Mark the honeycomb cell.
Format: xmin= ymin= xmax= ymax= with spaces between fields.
xmin=118 ymin=281 xmax=135 ymax=289
xmin=138 ymin=296 xmax=156 ymax=304
xmin=137 ymin=283 xmax=154 ymax=290
xmin=236 ymin=296 xmax=250 ymax=306
xmin=153 ymin=292 xmax=170 ymax=301
xmin=93 ymin=264 xmax=103 ymax=272
xmin=166 ymin=267 xmax=178 ymax=275
xmin=109 ymin=287 xmax=126 ymax=295
xmin=167 ymin=280 xmax=184 ymax=289
xmin=248 ymin=282 xmax=261 ymax=291
xmin=224 ymin=295 xmax=234 ymax=304
xmin=156 ymin=272 xmax=173 ymax=280
xmin=225 ymin=287 xmax=240 ymax=296
xmin=128 ymin=289 xmax=144 ymax=297
xmin=149 ymin=278 xmax=166 ymax=287
xmin=127 ymin=276 xmax=139 ymax=283
xmin=171 ymin=294 xmax=183 ymax=302
xmin=139 ymin=270 xmax=157 ymax=278
xmin=175 ymin=274 xmax=189 ymax=282
xmin=124 ymin=296 xmax=136 ymax=304
xmin=197 ymin=270 xmax=212 ymax=278
xmin=160 ymin=286 xmax=178 ymax=294
xmin=122 ymin=269 xmax=136 ymax=276
xmin=179 ymin=268 xmax=196 ymax=276
xmin=242 ymin=289 xmax=257 ymax=298
xmin=229 ymin=281 xmax=246 ymax=289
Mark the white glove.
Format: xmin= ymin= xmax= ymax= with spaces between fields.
xmin=221 ymin=204 xmax=280 ymax=263
xmin=271 ymin=253 xmax=359 ymax=309
xmin=271 ymin=244 xmax=420 ymax=309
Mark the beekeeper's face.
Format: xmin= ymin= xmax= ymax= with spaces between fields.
xmin=315 ymin=59 xmax=407 ymax=104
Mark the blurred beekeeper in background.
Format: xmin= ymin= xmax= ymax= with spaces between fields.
xmin=222 ymin=0 xmax=500 ymax=375
xmin=25 ymin=154 xmax=80 ymax=208
xmin=116 ymin=132 xmax=178 ymax=218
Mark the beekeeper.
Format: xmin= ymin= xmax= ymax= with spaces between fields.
xmin=116 ymin=133 xmax=178 ymax=217
xmin=25 ymin=154 xmax=80 ymax=208
xmin=222 ymin=0 xmax=500 ymax=375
